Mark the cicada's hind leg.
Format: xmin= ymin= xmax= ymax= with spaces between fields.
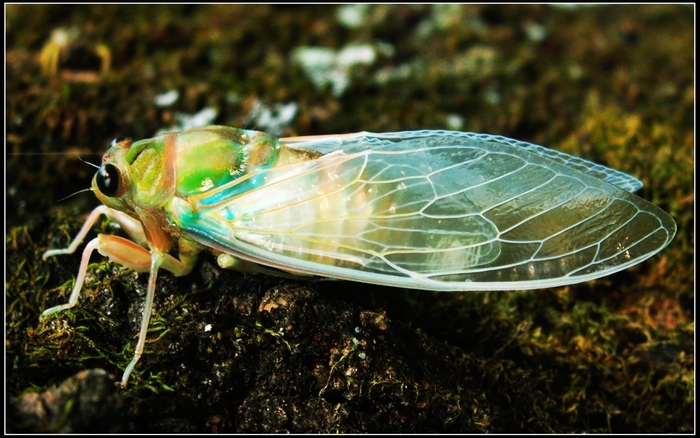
xmin=217 ymin=253 xmax=316 ymax=279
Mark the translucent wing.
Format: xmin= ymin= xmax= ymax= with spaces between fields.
xmin=172 ymin=130 xmax=676 ymax=291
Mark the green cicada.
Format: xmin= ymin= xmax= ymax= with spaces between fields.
xmin=41 ymin=126 xmax=676 ymax=387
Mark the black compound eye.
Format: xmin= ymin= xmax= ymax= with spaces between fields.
xmin=95 ymin=164 xmax=122 ymax=197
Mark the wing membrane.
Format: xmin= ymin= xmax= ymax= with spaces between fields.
xmin=174 ymin=131 xmax=676 ymax=291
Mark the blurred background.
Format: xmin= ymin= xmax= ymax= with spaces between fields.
xmin=5 ymin=4 xmax=694 ymax=433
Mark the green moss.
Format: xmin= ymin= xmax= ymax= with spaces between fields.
xmin=7 ymin=4 xmax=692 ymax=433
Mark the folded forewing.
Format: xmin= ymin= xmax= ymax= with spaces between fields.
xmin=175 ymin=131 xmax=676 ymax=291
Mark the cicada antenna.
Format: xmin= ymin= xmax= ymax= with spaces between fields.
xmin=79 ymin=157 xmax=100 ymax=169
xmin=57 ymin=187 xmax=94 ymax=202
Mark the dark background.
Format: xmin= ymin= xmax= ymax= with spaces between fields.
xmin=6 ymin=4 xmax=694 ymax=433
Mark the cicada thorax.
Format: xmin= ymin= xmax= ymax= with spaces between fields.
xmin=170 ymin=127 xmax=270 ymax=197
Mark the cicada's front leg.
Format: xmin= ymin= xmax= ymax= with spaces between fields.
xmin=42 ymin=205 xmax=202 ymax=387
xmin=39 ymin=205 xmax=146 ymax=319
xmin=41 ymin=205 xmax=149 ymax=318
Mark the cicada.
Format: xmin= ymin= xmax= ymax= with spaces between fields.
xmin=41 ymin=126 xmax=676 ymax=387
